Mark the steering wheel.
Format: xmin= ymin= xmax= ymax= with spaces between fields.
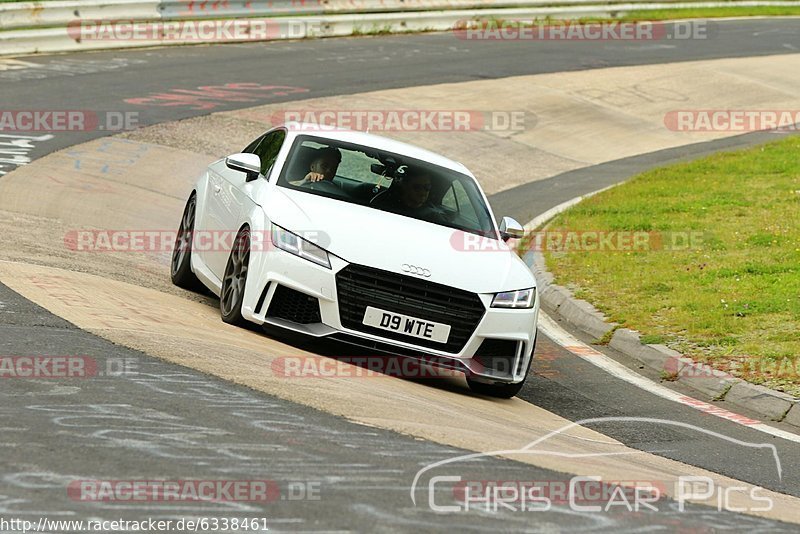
xmin=306 ymin=179 xmax=348 ymax=197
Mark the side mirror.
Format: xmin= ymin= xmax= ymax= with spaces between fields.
xmin=225 ymin=153 xmax=261 ymax=182
xmin=499 ymin=216 xmax=525 ymax=242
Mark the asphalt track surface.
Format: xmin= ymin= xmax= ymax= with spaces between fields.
xmin=2 ymin=19 xmax=800 ymax=531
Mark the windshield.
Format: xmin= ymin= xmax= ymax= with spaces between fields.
xmin=276 ymin=135 xmax=497 ymax=238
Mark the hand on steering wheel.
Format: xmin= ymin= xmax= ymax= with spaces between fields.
xmin=303 ymin=172 xmax=326 ymax=183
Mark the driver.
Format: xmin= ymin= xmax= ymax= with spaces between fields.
xmin=397 ymin=170 xmax=433 ymax=210
xmin=373 ymin=167 xmax=439 ymax=218
xmin=294 ymin=147 xmax=342 ymax=186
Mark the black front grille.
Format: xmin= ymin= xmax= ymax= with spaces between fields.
xmin=336 ymin=264 xmax=485 ymax=353
xmin=267 ymin=285 xmax=322 ymax=324
xmin=473 ymin=338 xmax=519 ymax=378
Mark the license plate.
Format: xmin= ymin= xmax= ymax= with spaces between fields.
xmin=362 ymin=306 xmax=451 ymax=344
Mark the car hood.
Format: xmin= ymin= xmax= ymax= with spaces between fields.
xmin=265 ymin=187 xmax=536 ymax=294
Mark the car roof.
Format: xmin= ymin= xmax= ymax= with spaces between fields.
xmin=280 ymin=124 xmax=473 ymax=177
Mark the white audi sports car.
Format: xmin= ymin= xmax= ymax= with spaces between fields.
xmin=171 ymin=125 xmax=539 ymax=397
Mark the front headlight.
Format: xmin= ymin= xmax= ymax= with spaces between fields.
xmin=271 ymin=225 xmax=331 ymax=269
xmin=492 ymin=288 xmax=535 ymax=309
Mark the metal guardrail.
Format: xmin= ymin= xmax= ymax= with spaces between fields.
xmin=0 ymin=0 xmax=710 ymax=31
xmin=1 ymin=0 xmax=161 ymax=31
xmin=1 ymin=0 xmax=799 ymax=56
xmin=0 ymin=0 xmax=471 ymax=31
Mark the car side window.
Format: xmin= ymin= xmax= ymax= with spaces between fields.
xmin=442 ymin=180 xmax=479 ymax=224
xmin=243 ymin=135 xmax=264 ymax=154
xmin=242 ymin=130 xmax=287 ymax=176
xmin=255 ymin=130 xmax=286 ymax=176
xmin=442 ymin=185 xmax=459 ymax=211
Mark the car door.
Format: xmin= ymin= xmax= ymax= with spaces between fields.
xmin=201 ymin=160 xmax=242 ymax=280
xmin=205 ymin=129 xmax=287 ymax=279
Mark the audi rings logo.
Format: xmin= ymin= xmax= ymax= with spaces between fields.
xmin=401 ymin=264 xmax=431 ymax=277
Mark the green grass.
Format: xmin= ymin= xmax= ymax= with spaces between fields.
xmin=539 ymin=135 xmax=800 ymax=397
xmin=623 ymin=6 xmax=800 ymax=20
xmin=351 ymin=24 xmax=396 ymax=36
xmin=473 ymin=7 xmax=800 ymax=26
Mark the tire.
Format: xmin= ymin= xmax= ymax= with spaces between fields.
xmin=220 ymin=227 xmax=251 ymax=325
xmin=171 ymin=194 xmax=202 ymax=290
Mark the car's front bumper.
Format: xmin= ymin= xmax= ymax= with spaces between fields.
xmin=242 ymin=251 xmax=539 ymax=384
